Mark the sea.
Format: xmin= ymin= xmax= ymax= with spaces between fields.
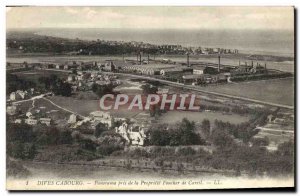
xmin=32 ymin=28 xmax=294 ymax=57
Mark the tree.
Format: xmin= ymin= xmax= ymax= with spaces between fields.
xmin=250 ymin=137 xmax=269 ymax=147
xmin=277 ymin=141 xmax=294 ymax=156
xmin=24 ymin=143 xmax=37 ymax=159
xmin=7 ymin=122 xmax=35 ymax=143
xmin=10 ymin=142 xmax=25 ymax=159
xmin=148 ymin=119 xmax=204 ymax=146
xmin=94 ymin=122 xmax=109 ymax=137
xmin=59 ymin=131 xmax=73 ymax=144
xmin=202 ymin=119 xmax=211 ymax=138
xmin=210 ymin=129 xmax=235 ymax=149
xmin=141 ymin=84 xmax=158 ymax=95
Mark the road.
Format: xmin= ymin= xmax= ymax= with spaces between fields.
xmin=42 ymin=97 xmax=86 ymax=119
xmin=10 ymin=91 xmax=87 ymax=119
xmin=42 ymin=68 xmax=294 ymax=109
xmin=11 ymin=92 xmax=53 ymax=104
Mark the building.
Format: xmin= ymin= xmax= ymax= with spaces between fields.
xmin=44 ymin=64 xmax=56 ymax=69
xmin=25 ymin=118 xmax=38 ymax=125
xmin=67 ymin=74 xmax=76 ymax=82
xmin=10 ymin=90 xmax=28 ymax=101
xmin=182 ymin=74 xmax=218 ymax=84
xmin=102 ymin=61 xmax=116 ymax=72
xmin=90 ymin=111 xmax=112 ymax=128
xmin=160 ymin=68 xmax=183 ymax=76
xmin=14 ymin=119 xmax=22 ymax=124
xmin=192 ymin=66 xmax=219 ymax=75
xmin=56 ymin=64 xmax=64 ymax=69
xmin=193 ymin=66 xmax=206 ymax=75
xmin=39 ymin=118 xmax=52 ymax=126
xmin=7 ymin=105 xmax=17 ymax=115
xmin=157 ymin=88 xmax=169 ymax=94
xmin=122 ymin=64 xmax=176 ymax=75
xmin=115 ymin=122 xmax=146 ymax=146
xmin=26 ymin=112 xmax=33 ymax=118
xmin=64 ymin=64 xmax=78 ymax=70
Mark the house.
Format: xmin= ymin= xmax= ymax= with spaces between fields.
xmin=157 ymin=88 xmax=169 ymax=94
xmin=68 ymin=114 xmax=77 ymax=124
xmin=10 ymin=90 xmax=28 ymax=101
xmin=102 ymin=61 xmax=116 ymax=72
xmin=234 ymin=64 xmax=252 ymax=74
xmin=192 ymin=66 xmax=218 ymax=75
xmin=44 ymin=64 xmax=56 ymax=69
xmin=193 ymin=66 xmax=206 ymax=75
xmin=14 ymin=119 xmax=22 ymax=124
xmin=90 ymin=111 xmax=112 ymax=127
xmin=25 ymin=118 xmax=38 ymax=125
xmin=40 ymin=118 xmax=52 ymax=126
xmin=9 ymin=92 xmax=16 ymax=101
xmin=67 ymin=74 xmax=76 ymax=82
xmin=160 ymin=68 xmax=183 ymax=76
xmin=182 ymin=74 xmax=204 ymax=84
xmin=267 ymin=114 xmax=275 ymax=123
xmin=7 ymin=105 xmax=17 ymax=115
xmin=64 ymin=64 xmax=78 ymax=70
xmin=115 ymin=122 xmax=146 ymax=146
xmin=26 ymin=112 xmax=33 ymax=118
xmin=56 ymin=64 xmax=64 ymax=69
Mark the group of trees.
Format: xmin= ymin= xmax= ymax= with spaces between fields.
xmin=38 ymin=75 xmax=72 ymax=96
xmin=147 ymin=118 xmax=205 ymax=146
xmin=7 ymin=74 xmax=36 ymax=94
xmin=212 ymin=120 xmax=258 ymax=143
xmin=7 ymin=33 xmax=160 ymax=55
xmin=231 ymin=72 xmax=293 ymax=82
xmin=7 ymin=122 xmax=73 ymax=160
xmin=91 ymin=83 xmax=115 ymax=98
xmin=141 ymin=84 xmax=158 ymax=95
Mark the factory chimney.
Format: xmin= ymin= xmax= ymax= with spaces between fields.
xmin=218 ymin=55 xmax=221 ymax=73
xmin=265 ymin=63 xmax=267 ymax=70
xmin=239 ymin=60 xmax=240 ymax=66
xmin=147 ymin=54 xmax=150 ymax=64
xmin=187 ymin=53 xmax=190 ymax=67
xmin=139 ymin=52 xmax=142 ymax=65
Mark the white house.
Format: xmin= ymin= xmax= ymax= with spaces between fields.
xmin=67 ymin=75 xmax=75 ymax=82
xmin=68 ymin=114 xmax=78 ymax=124
xmin=115 ymin=122 xmax=146 ymax=146
xmin=25 ymin=118 xmax=38 ymax=125
xmin=10 ymin=90 xmax=28 ymax=101
xmin=39 ymin=118 xmax=52 ymax=126
xmin=14 ymin=119 xmax=22 ymax=124
xmin=193 ymin=67 xmax=206 ymax=75
xmin=7 ymin=105 xmax=17 ymax=115
xmin=90 ymin=111 xmax=112 ymax=128
xmin=26 ymin=112 xmax=33 ymax=118
xmin=9 ymin=92 xmax=16 ymax=101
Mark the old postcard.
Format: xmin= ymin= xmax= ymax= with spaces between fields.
xmin=6 ymin=6 xmax=295 ymax=190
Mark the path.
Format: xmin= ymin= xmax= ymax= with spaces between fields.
xmin=42 ymin=97 xmax=86 ymax=119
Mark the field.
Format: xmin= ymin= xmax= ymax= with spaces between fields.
xmin=47 ymin=96 xmax=142 ymax=118
xmin=157 ymin=110 xmax=250 ymax=125
xmin=202 ymin=78 xmax=294 ymax=106
xmin=12 ymin=70 xmax=69 ymax=82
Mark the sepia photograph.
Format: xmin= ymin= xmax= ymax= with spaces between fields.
xmin=5 ymin=6 xmax=295 ymax=190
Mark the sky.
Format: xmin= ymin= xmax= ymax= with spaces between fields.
xmin=6 ymin=6 xmax=294 ymax=30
